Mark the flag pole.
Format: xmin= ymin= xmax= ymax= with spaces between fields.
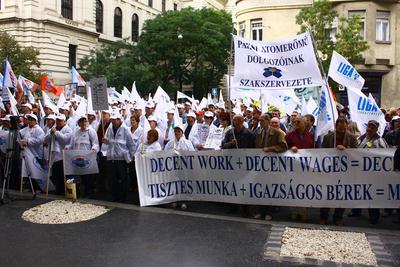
xmin=228 ymin=32 xmax=238 ymax=149
xmin=309 ymin=30 xmax=337 ymax=147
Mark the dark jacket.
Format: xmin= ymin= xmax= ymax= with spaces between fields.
xmin=322 ymin=131 xmax=358 ymax=148
xmin=255 ymin=127 xmax=288 ymax=153
xmin=222 ymin=126 xmax=255 ymax=149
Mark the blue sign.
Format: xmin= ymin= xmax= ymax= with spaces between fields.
xmin=211 ymin=87 xmax=218 ymax=97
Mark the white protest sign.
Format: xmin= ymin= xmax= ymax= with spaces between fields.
xmin=232 ymin=32 xmax=323 ymax=90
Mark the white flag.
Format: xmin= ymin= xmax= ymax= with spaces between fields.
xmin=347 ymin=86 xmax=386 ymax=136
xmin=42 ymin=91 xmax=58 ymax=112
xmin=328 ymin=51 xmax=365 ymax=91
xmin=315 ymin=85 xmax=338 ymax=140
xmin=57 ymin=92 xmax=68 ymax=108
xmin=153 ymin=86 xmax=170 ymax=104
xmin=177 ymin=91 xmax=192 ymax=101
xmin=131 ymin=81 xmax=142 ymax=103
xmin=63 ymin=150 xmax=99 ymax=175
xmin=300 ymin=96 xmax=308 ymax=116
xmin=307 ymin=97 xmax=319 ymax=124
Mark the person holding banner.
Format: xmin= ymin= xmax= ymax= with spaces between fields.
xmin=347 ymin=120 xmax=388 ymax=224
xmin=254 ymin=113 xmax=288 ymax=220
xmin=44 ymin=114 xmax=73 ymax=195
xmin=164 ymin=125 xmax=195 ymax=151
xmin=68 ymin=116 xmax=99 ymax=198
xmin=222 ymin=114 xmax=255 ymax=149
xmin=19 ymin=114 xmax=45 ymax=191
xmin=320 ymin=117 xmax=358 ymax=226
xmin=128 ymin=114 xmax=143 ymax=204
xmin=138 ymin=129 xmax=162 ymax=153
xmin=103 ymin=112 xmax=136 ymax=202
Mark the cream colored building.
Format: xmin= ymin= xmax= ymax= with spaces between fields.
xmin=0 ymin=0 xmax=225 ymax=85
xmin=235 ymin=0 xmax=400 ymax=108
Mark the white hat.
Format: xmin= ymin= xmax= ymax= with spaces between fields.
xmin=56 ymin=114 xmax=66 ymax=121
xmin=167 ymin=109 xmax=175 ymax=114
xmin=208 ymin=102 xmax=215 ymax=107
xmin=22 ymin=103 xmax=32 ymax=110
xmin=44 ymin=104 xmax=54 ymax=111
xmin=232 ymin=108 xmax=242 ymax=115
xmin=184 ymin=101 xmax=191 ymax=106
xmin=216 ymin=102 xmax=225 ymax=109
xmin=46 ymin=114 xmax=56 ymax=121
xmin=1 ymin=115 xmax=11 ymax=121
xmin=25 ymin=113 xmax=38 ymax=121
xmin=187 ymin=111 xmax=196 ymax=118
xmin=110 ymin=112 xmax=121 ymax=120
xmin=204 ymin=111 xmax=214 ymax=118
xmin=88 ymin=110 xmax=96 ymax=116
xmin=145 ymin=102 xmax=155 ymax=108
xmin=247 ymin=107 xmax=254 ymax=112
xmin=133 ymin=102 xmax=144 ymax=109
xmin=177 ymin=104 xmax=184 ymax=109
xmin=60 ymin=103 xmax=70 ymax=110
xmin=174 ymin=124 xmax=185 ymax=132
xmin=147 ymin=115 xmax=157 ymax=122
xmin=102 ymin=109 xmax=111 ymax=114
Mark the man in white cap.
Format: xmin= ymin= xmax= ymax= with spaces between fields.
xmin=20 ymin=114 xmax=44 ymax=158
xmin=103 ymin=112 xmax=136 ymax=202
xmin=145 ymin=102 xmax=155 ymax=118
xmin=19 ymin=114 xmax=45 ymax=191
xmin=59 ymin=103 xmax=75 ymax=129
xmin=68 ymin=116 xmax=99 ymax=198
xmin=21 ymin=103 xmax=33 ymax=116
xmin=44 ymin=113 xmax=73 ymax=195
xmin=177 ymin=104 xmax=185 ymax=124
xmin=163 ymin=109 xmax=175 ymax=146
xmin=245 ymin=107 xmax=253 ymax=125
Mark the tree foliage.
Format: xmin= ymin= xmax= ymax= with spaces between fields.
xmin=296 ymin=0 xmax=368 ymax=71
xmin=0 ymin=31 xmax=41 ymax=82
xmin=79 ymin=8 xmax=232 ymax=98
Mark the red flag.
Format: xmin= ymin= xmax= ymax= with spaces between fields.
xmin=40 ymin=73 xmax=62 ymax=96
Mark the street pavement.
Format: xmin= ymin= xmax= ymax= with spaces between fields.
xmin=0 ymin=193 xmax=399 ymax=267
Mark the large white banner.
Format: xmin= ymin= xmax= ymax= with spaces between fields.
xmin=347 ymin=86 xmax=386 ymax=136
xmin=232 ymin=32 xmax=323 ymax=90
xmin=135 ymin=148 xmax=400 ymax=208
xmin=63 ymin=150 xmax=99 ymax=175
xmin=328 ymin=51 xmax=365 ymax=91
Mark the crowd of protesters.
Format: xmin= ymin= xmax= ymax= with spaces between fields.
xmin=0 ymin=96 xmax=399 ymax=226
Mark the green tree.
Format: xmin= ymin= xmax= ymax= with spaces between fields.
xmin=0 ymin=31 xmax=41 ymax=82
xmin=79 ymin=8 xmax=232 ymax=98
xmin=138 ymin=8 xmax=231 ymax=98
xmin=296 ymin=0 xmax=368 ymax=72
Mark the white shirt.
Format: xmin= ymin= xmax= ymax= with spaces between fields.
xmin=137 ymin=141 xmax=162 ymax=154
xmin=130 ymin=125 xmax=143 ymax=153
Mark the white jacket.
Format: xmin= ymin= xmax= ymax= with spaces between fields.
xmin=44 ymin=125 xmax=73 ymax=163
xmin=20 ymin=125 xmax=44 ymax=158
xmin=104 ymin=125 xmax=136 ymax=162
xmin=184 ymin=122 xmax=200 ymax=147
xmin=164 ymin=137 xmax=195 ymax=151
xmin=68 ymin=127 xmax=99 ymax=152
xmin=137 ymin=141 xmax=162 ymax=154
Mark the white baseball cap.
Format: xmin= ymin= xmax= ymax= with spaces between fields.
xmin=56 ymin=114 xmax=66 ymax=121
xmin=22 ymin=103 xmax=32 ymax=110
xmin=25 ymin=113 xmax=38 ymax=121
xmin=204 ymin=111 xmax=214 ymax=118
xmin=46 ymin=114 xmax=56 ymax=121
xmin=147 ymin=115 xmax=157 ymax=122
xmin=187 ymin=111 xmax=196 ymax=118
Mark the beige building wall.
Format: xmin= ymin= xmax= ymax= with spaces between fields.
xmin=0 ymin=0 xmax=185 ymax=85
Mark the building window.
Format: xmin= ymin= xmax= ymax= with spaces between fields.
xmin=376 ymin=11 xmax=390 ymax=42
xmin=132 ymin=14 xmax=139 ymax=42
xmin=239 ymin=21 xmax=245 ymax=37
xmin=173 ymin=3 xmax=177 ymax=11
xmin=162 ymin=0 xmax=166 ymax=13
xmin=325 ymin=17 xmax=338 ymax=42
xmin=61 ymin=0 xmax=73 ymax=20
xmin=69 ymin=44 xmax=77 ymax=69
xmin=251 ymin=19 xmax=262 ymax=41
xmin=114 ymin=7 xmax=122 ymax=38
xmin=148 ymin=0 xmax=153 ymax=8
xmin=348 ymin=10 xmax=366 ymax=40
xmin=96 ymin=0 xmax=103 ymax=33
